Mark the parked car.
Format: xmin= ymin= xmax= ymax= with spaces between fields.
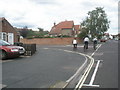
xmin=100 ymin=37 xmax=108 ymax=42
xmin=114 ymin=37 xmax=119 ymax=41
xmin=0 ymin=40 xmax=25 ymax=60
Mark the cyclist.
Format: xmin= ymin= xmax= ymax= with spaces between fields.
xmin=93 ymin=37 xmax=97 ymax=44
xmin=93 ymin=37 xmax=98 ymax=50
xmin=84 ymin=36 xmax=89 ymax=49
xmin=72 ymin=38 xmax=78 ymax=48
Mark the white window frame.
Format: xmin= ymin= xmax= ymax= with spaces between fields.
xmin=0 ymin=32 xmax=7 ymax=41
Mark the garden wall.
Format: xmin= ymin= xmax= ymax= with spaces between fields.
xmin=20 ymin=37 xmax=82 ymax=45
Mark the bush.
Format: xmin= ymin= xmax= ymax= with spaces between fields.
xmin=26 ymin=36 xmax=34 ymax=39
xmin=61 ymin=35 xmax=70 ymax=37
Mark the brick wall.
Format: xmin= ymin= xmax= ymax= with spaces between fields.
xmin=20 ymin=37 xmax=82 ymax=45
xmin=61 ymin=29 xmax=73 ymax=36
xmin=1 ymin=18 xmax=18 ymax=42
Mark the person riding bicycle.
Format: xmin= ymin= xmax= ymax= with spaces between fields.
xmin=84 ymin=36 xmax=89 ymax=49
xmin=72 ymin=38 xmax=78 ymax=48
xmin=93 ymin=37 xmax=98 ymax=50
xmin=93 ymin=37 xmax=98 ymax=45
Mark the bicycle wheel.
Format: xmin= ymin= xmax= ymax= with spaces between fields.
xmin=84 ymin=44 xmax=86 ymax=52
xmin=93 ymin=43 xmax=96 ymax=50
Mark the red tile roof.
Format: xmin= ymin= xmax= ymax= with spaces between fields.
xmin=74 ymin=25 xmax=80 ymax=31
xmin=57 ymin=21 xmax=74 ymax=29
xmin=50 ymin=21 xmax=74 ymax=35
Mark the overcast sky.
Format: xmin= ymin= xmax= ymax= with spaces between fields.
xmin=0 ymin=0 xmax=119 ymax=34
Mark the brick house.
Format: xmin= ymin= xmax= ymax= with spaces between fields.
xmin=0 ymin=17 xmax=20 ymax=44
xmin=49 ymin=20 xmax=80 ymax=37
xmin=74 ymin=25 xmax=81 ymax=37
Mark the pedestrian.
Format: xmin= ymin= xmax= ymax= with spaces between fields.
xmin=72 ymin=38 xmax=78 ymax=48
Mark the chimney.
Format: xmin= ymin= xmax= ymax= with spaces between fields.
xmin=54 ymin=22 xmax=56 ymax=26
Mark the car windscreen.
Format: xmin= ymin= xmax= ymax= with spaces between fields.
xmin=0 ymin=40 xmax=11 ymax=46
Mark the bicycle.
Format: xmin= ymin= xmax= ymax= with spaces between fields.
xmin=84 ymin=41 xmax=88 ymax=52
xmin=93 ymin=41 xmax=97 ymax=50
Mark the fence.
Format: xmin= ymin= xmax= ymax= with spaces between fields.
xmin=14 ymin=42 xmax=36 ymax=56
xmin=23 ymin=44 xmax=36 ymax=56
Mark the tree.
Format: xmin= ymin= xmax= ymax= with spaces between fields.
xmin=19 ymin=26 xmax=29 ymax=38
xmin=38 ymin=28 xmax=44 ymax=32
xmin=79 ymin=7 xmax=110 ymax=39
xmin=78 ymin=27 xmax=88 ymax=39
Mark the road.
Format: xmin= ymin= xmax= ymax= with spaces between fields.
xmin=82 ymin=40 xmax=118 ymax=89
xmin=1 ymin=40 xmax=118 ymax=89
xmin=2 ymin=46 xmax=86 ymax=88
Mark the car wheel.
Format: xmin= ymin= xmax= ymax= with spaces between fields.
xmin=1 ymin=51 xmax=7 ymax=60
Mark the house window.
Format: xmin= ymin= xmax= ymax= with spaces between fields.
xmin=0 ymin=32 xmax=2 ymax=40
xmin=3 ymin=32 xmax=7 ymax=41
xmin=0 ymin=32 xmax=7 ymax=41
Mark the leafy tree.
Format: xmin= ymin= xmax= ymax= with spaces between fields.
xmin=78 ymin=27 xmax=88 ymax=39
xmin=26 ymin=29 xmax=49 ymax=38
xmin=19 ymin=26 xmax=29 ymax=38
xmin=38 ymin=28 xmax=44 ymax=32
xmin=79 ymin=7 xmax=110 ymax=39
xmin=27 ymin=30 xmax=35 ymax=36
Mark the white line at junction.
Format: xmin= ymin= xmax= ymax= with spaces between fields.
xmin=74 ymin=55 xmax=94 ymax=90
xmin=0 ymin=84 xmax=7 ymax=89
xmin=89 ymin=60 xmax=101 ymax=85
xmin=43 ymin=48 xmax=89 ymax=88
xmin=91 ymin=44 xmax=102 ymax=57
xmin=75 ymin=44 xmax=102 ymax=89
xmin=43 ymin=44 xmax=102 ymax=89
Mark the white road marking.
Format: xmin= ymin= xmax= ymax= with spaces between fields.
xmin=42 ymin=48 xmax=91 ymax=88
xmin=82 ymin=60 xmax=103 ymax=88
xmin=43 ymin=48 xmax=49 ymax=49
xmin=66 ymin=45 xmax=83 ymax=47
xmin=63 ymin=50 xmax=72 ymax=52
xmin=1 ymin=60 xmax=13 ymax=63
xmin=95 ymin=60 xmax=103 ymax=62
xmin=55 ymin=48 xmax=95 ymax=89
xmin=91 ymin=44 xmax=102 ymax=57
xmin=75 ymin=55 xmax=94 ymax=90
xmin=83 ymin=84 xmax=99 ymax=87
xmin=0 ymin=84 xmax=7 ymax=88
xmin=51 ymin=49 xmax=89 ymax=84
xmin=89 ymin=60 xmax=101 ymax=85
xmin=43 ymin=45 xmax=102 ymax=89
xmin=75 ymin=44 xmax=102 ymax=89
xmin=66 ymin=45 xmax=99 ymax=48
xmin=66 ymin=55 xmax=88 ymax=83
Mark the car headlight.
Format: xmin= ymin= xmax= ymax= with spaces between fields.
xmin=11 ymin=48 xmax=19 ymax=52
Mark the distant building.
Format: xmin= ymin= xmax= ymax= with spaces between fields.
xmin=0 ymin=17 xmax=20 ymax=44
xmin=49 ymin=20 xmax=80 ymax=37
xmin=14 ymin=27 xmax=32 ymax=38
xmin=15 ymin=27 xmax=31 ymax=32
xmin=111 ymin=34 xmax=119 ymax=40
xmin=74 ymin=25 xmax=81 ymax=37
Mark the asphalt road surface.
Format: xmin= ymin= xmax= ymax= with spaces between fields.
xmin=2 ymin=47 xmax=86 ymax=88
xmin=82 ymin=40 xmax=118 ymax=89
xmin=2 ymin=40 xmax=118 ymax=89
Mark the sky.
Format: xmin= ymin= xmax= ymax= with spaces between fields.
xmin=0 ymin=0 xmax=119 ymax=35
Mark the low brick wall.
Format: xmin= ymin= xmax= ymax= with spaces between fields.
xmin=20 ymin=37 xmax=82 ymax=45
